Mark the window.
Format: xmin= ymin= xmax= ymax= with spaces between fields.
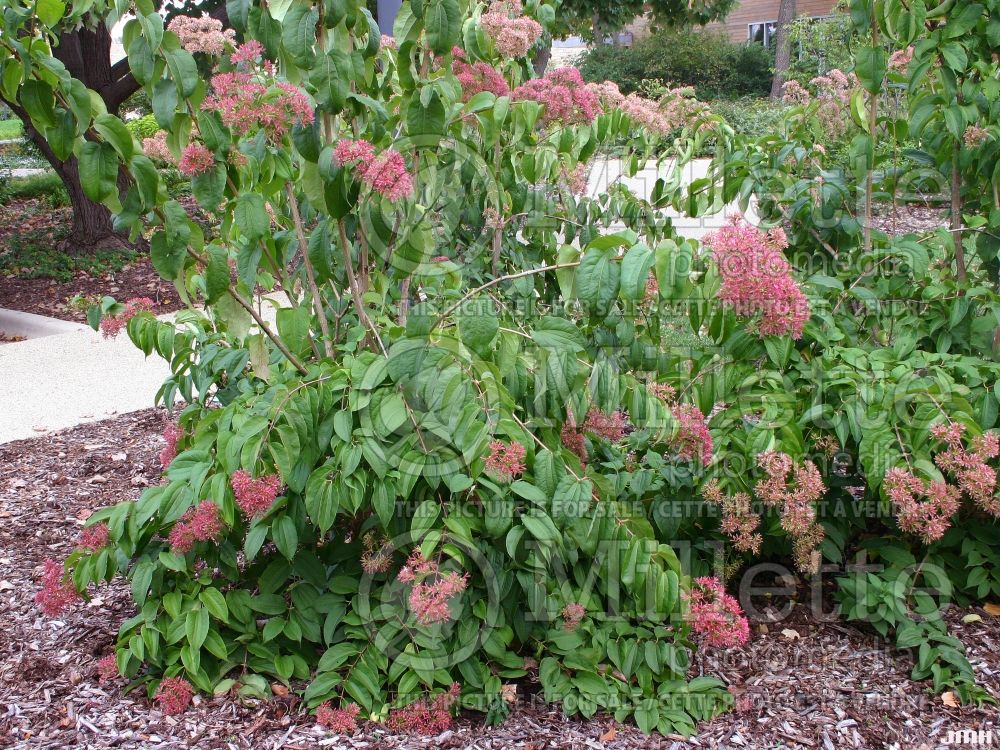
xmin=748 ymin=22 xmax=768 ymax=45
xmin=749 ymin=16 xmax=827 ymax=47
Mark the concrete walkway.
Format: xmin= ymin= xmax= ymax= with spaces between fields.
xmin=0 ymin=309 xmax=173 ymax=444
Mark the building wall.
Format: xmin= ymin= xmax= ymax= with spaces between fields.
xmin=707 ymin=0 xmax=838 ymax=43
xmin=624 ymin=0 xmax=838 ymax=45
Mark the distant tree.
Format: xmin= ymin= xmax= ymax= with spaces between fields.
xmin=554 ymin=0 xmax=737 ymax=44
xmin=769 ymin=0 xmax=797 ymax=99
xmin=0 ymin=0 xmax=225 ymax=251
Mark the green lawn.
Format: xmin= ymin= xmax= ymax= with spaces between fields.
xmin=0 ymin=119 xmax=24 ymax=139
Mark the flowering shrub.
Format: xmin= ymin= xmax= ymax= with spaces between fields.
xmin=8 ymin=0 xmax=1000 ymax=732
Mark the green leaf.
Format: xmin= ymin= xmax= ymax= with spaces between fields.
xmin=855 ymin=46 xmax=888 ymax=94
xmin=163 ymin=48 xmax=199 ymax=97
xmin=310 ymin=50 xmax=353 ymax=112
xmin=234 ymin=193 xmax=269 ymax=239
xmin=282 ymin=2 xmax=319 ymax=66
xmin=619 ymin=242 xmax=654 ymax=301
xmin=576 ymin=246 xmax=620 ymax=320
xmin=272 ymin=515 xmax=298 ymax=559
xmin=131 ymin=560 xmax=155 ymax=607
xmin=456 ymin=297 xmax=499 ymax=353
xmin=78 ymin=142 xmax=119 ymax=203
xmin=94 ymin=114 xmax=134 ymax=160
xmin=424 ymin=0 xmax=461 ymax=53
xmin=192 ymin=164 xmax=226 ymax=212
xmin=406 ymin=90 xmax=446 ymax=136
xmin=185 ymin=607 xmax=209 ymax=650
xmin=36 ymin=0 xmax=66 ymax=26
xmin=200 ymin=588 xmax=229 ymax=622
xmin=204 ymin=246 xmax=230 ymax=303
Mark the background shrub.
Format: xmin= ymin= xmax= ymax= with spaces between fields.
xmin=124 ymin=114 xmax=159 ymax=140
xmin=709 ymin=97 xmax=789 ymax=140
xmin=578 ymin=28 xmax=773 ymax=100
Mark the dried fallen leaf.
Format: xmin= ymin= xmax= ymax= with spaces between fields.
xmin=501 ymin=684 xmax=517 ymax=704
xmin=941 ymin=691 xmax=959 ymax=707
xmin=271 ymin=683 xmax=289 ymax=696
xmin=984 ymin=602 xmax=1000 ymax=616
xmin=599 ymin=725 xmax=617 ymax=742
xmin=781 ymin=628 xmax=801 ymax=640
xmin=962 ymin=614 xmax=982 ymax=624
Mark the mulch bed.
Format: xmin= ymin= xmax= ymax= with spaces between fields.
xmin=2 ymin=411 xmax=997 ymax=748
xmin=0 ymin=197 xmax=180 ymax=323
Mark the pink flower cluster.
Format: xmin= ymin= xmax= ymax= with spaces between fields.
xmin=97 ymin=654 xmax=119 ymax=684
xmin=316 ymin=702 xmax=361 ymax=733
xmin=78 ymin=522 xmax=110 ymax=552
xmin=561 ymin=602 xmax=585 ymax=631
xmin=167 ymin=13 xmax=235 ymax=56
xmin=480 ymin=0 xmax=542 ymax=58
xmin=100 ymin=297 xmax=154 ymax=338
xmin=706 ymin=216 xmax=810 ymax=338
xmin=332 ymin=139 xmax=414 ymax=202
xmin=884 ymin=468 xmax=961 ymax=544
xmin=142 ymin=131 xmax=174 ymax=164
xmin=155 ymin=676 xmax=194 ymax=715
xmin=703 ymin=480 xmax=762 ymax=554
xmin=35 ymin=558 xmax=79 ymax=617
xmin=230 ymin=40 xmax=264 ymax=66
xmin=930 ymin=423 xmax=999 ymax=515
xmin=397 ymin=550 xmax=469 ymax=626
xmin=560 ymin=416 xmax=587 ymax=463
xmin=685 ymin=576 xmax=749 ymax=648
xmin=513 ymin=67 xmax=600 ymax=126
xmin=755 ymin=451 xmax=826 ymax=572
xmin=168 ymin=500 xmax=224 ymax=553
xmin=159 ymin=422 xmax=183 ymax=468
xmin=232 ymin=470 xmax=282 ymax=517
xmin=204 ymin=71 xmax=313 ymax=140
xmin=888 ymin=46 xmax=914 ymax=72
xmin=668 ymin=404 xmax=713 ymax=466
xmin=582 ymin=407 xmax=628 ymax=443
xmin=380 ymin=34 xmax=398 ymax=51
xmin=964 ymin=125 xmax=990 ymax=148
xmin=178 ymin=143 xmax=215 ymax=176
xmin=562 ymin=162 xmax=588 ymax=195
xmin=484 ymin=440 xmax=527 ymax=482
xmin=782 ymin=71 xmax=856 ymax=139
xmin=386 ymin=684 xmax=460 ymax=734
xmin=453 ymin=49 xmax=511 ymax=101
xmin=361 ymin=531 xmax=393 ymax=575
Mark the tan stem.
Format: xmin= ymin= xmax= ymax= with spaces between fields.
xmin=336 ymin=220 xmax=387 ymax=355
xmin=285 ymin=183 xmax=335 ymax=357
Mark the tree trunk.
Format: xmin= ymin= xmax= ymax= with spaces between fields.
xmin=2 ymin=21 xmax=140 ymax=252
xmin=592 ymin=12 xmax=605 ymax=46
xmin=769 ymin=0 xmax=796 ymax=100
xmin=532 ymin=37 xmax=553 ymax=77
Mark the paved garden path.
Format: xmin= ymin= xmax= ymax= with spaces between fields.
xmin=0 ymin=158 xmax=752 ymax=445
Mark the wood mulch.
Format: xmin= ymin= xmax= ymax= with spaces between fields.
xmin=2 ymin=411 xmax=997 ymax=748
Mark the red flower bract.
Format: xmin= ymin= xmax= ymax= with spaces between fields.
xmin=386 ymin=684 xmax=460 ymax=735
xmin=34 ymin=558 xmax=79 ymax=617
xmin=706 ymin=217 xmax=810 ymax=339
xmin=178 ymin=142 xmax=215 ymax=176
xmin=97 ymin=654 xmax=119 ymax=684
xmin=231 ymin=470 xmax=282 ymax=517
xmin=168 ymin=500 xmax=224 ymax=553
xmin=155 ymin=677 xmax=194 ymax=715
xmin=685 ymin=577 xmax=749 ymax=648
xmin=78 ymin=522 xmax=110 ymax=552
xmin=204 ymin=71 xmax=313 ymax=140
xmin=484 ymin=440 xmax=526 ymax=482
xmin=316 ymin=702 xmax=361 ymax=733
